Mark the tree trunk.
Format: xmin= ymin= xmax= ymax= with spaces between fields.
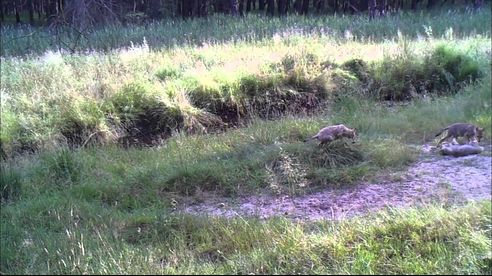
xmin=246 ymin=0 xmax=253 ymax=11
xmin=47 ymin=0 xmax=58 ymax=22
xmin=238 ymin=0 xmax=244 ymax=15
xmin=56 ymin=0 xmax=63 ymax=14
xmin=342 ymin=0 xmax=348 ymax=14
xmin=278 ymin=0 xmax=287 ymax=15
xmin=28 ymin=0 xmax=35 ymax=23
xmin=369 ymin=0 xmax=376 ymax=19
xmin=474 ymin=0 xmax=483 ymax=10
xmin=199 ymin=0 xmax=208 ymax=16
xmin=230 ymin=0 xmax=238 ymax=15
xmin=0 ymin=0 xmax=4 ymax=22
xmin=181 ymin=0 xmax=192 ymax=18
xmin=37 ymin=0 xmax=43 ymax=20
xmin=14 ymin=0 xmax=21 ymax=23
xmin=427 ymin=0 xmax=437 ymax=9
xmin=355 ymin=0 xmax=367 ymax=12
xmin=301 ymin=0 xmax=309 ymax=14
xmin=318 ymin=0 xmax=325 ymax=14
xmin=294 ymin=0 xmax=302 ymax=13
xmin=259 ymin=0 xmax=265 ymax=10
xmin=266 ymin=0 xmax=275 ymax=16
xmin=331 ymin=0 xmax=338 ymax=14
xmin=192 ymin=0 xmax=201 ymax=16
xmin=382 ymin=0 xmax=388 ymax=15
xmin=410 ymin=0 xmax=418 ymax=10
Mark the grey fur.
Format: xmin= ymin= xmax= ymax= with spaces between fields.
xmin=435 ymin=123 xmax=485 ymax=146
xmin=305 ymin=124 xmax=357 ymax=145
xmin=440 ymin=143 xmax=484 ymax=157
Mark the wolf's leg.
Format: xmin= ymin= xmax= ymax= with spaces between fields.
xmin=468 ymin=136 xmax=478 ymax=144
xmin=437 ymin=135 xmax=449 ymax=146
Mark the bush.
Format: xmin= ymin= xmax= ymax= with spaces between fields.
xmin=342 ymin=58 xmax=369 ymax=83
xmin=427 ymin=44 xmax=481 ymax=85
xmin=107 ymin=82 xmax=162 ymax=122
xmin=368 ymin=46 xmax=482 ymax=101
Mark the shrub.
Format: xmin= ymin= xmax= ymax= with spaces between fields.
xmin=156 ymin=66 xmax=181 ymax=80
xmin=107 ymin=82 xmax=161 ymax=122
xmin=341 ymin=58 xmax=369 ymax=83
xmin=427 ymin=44 xmax=481 ymax=85
xmin=368 ymin=46 xmax=482 ymax=101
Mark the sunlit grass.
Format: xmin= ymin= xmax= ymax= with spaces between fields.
xmin=1 ymin=35 xmax=490 ymax=156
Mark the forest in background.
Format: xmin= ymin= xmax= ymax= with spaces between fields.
xmin=1 ymin=0 xmax=486 ymax=28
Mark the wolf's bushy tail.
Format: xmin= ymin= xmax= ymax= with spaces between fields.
xmin=435 ymin=127 xmax=449 ymax=137
xmin=304 ymin=135 xmax=318 ymax=143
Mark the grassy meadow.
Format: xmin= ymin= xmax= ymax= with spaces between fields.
xmin=1 ymin=7 xmax=491 ymax=275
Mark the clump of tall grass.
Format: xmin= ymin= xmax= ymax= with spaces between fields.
xmin=106 ymin=81 xmax=184 ymax=144
xmin=41 ymin=147 xmax=81 ymax=185
xmin=0 ymin=163 xmax=21 ymax=203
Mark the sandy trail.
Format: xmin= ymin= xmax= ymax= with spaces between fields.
xmin=178 ymin=144 xmax=492 ymax=221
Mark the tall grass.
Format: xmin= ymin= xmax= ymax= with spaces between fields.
xmin=1 ymin=35 xmax=489 ymax=156
xmin=1 ymin=72 xmax=488 ymax=204
xmin=2 ymin=196 xmax=490 ymax=274
xmin=1 ymin=7 xmax=490 ymax=57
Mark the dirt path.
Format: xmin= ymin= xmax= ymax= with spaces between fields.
xmin=178 ymin=144 xmax=492 ymax=221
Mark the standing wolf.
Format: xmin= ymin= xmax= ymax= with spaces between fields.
xmin=435 ymin=123 xmax=485 ymax=146
xmin=305 ymin=124 xmax=357 ymax=145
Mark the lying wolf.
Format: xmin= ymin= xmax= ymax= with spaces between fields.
xmin=305 ymin=124 xmax=357 ymax=145
xmin=439 ymin=142 xmax=484 ymax=157
xmin=435 ymin=123 xmax=485 ymax=146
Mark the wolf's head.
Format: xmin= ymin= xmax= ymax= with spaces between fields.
xmin=476 ymin=127 xmax=485 ymax=142
xmin=347 ymin=127 xmax=357 ymax=142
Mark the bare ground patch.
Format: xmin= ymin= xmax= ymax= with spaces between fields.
xmin=176 ymin=144 xmax=492 ymax=221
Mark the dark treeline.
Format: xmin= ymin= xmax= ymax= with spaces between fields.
xmin=0 ymin=0 xmax=486 ymax=27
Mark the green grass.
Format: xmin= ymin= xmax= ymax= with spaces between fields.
xmin=1 ymin=7 xmax=491 ymax=56
xmin=1 ymin=36 xmax=489 ymax=156
xmin=1 ymin=76 xmax=490 ymax=273
xmin=6 ymin=73 xmax=487 ymax=201
xmin=1 ymin=7 xmax=491 ymax=275
xmin=1 ymin=197 xmax=490 ymax=274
